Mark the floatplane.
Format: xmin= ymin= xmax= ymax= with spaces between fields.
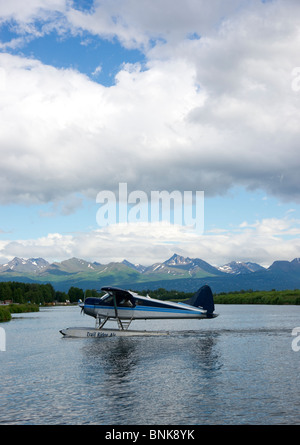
xmin=60 ymin=285 xmax=218 ymax=338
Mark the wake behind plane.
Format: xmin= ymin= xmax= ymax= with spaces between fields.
xmin=60 ymin=285 xmax=218 ymax=338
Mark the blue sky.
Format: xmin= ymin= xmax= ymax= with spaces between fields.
xmin=0 ymin=0 xmax=299 ymax=267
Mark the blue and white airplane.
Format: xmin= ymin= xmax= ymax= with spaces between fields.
xmin=79 ymin=285 xmax=218 ymax=329
xmin=60 ymin=285 xmax=218 ymax=337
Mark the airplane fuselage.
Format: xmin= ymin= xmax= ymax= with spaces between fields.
xmin=81 ymin=289 xmax=217 ymax=320
xmin=62 ymin=286 xmax=217 ymax=337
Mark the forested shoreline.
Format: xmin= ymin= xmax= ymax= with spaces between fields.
xmin=1 ymin=281 xmax=300 ymax=322
xmin=140 ymin=287 xmax=300 ymax=305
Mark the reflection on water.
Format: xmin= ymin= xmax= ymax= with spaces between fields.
xmin=78 ymin=333 xmax=222 ymax=424
xmin=1 ymin=305 xmax=300 ymax=425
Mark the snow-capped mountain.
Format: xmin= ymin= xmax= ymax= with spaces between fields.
xmin=138 ymin=253 xmax=223 ymax=277
xmin=218 ymin=261 xmax=266 ymax=275
xmin=122 ymin=260 xmax=146 ymax=273
xmin=0 ymin=254 xmax=299 ymax=293
xmin=0 ymin=257 xmax=50 ymax=273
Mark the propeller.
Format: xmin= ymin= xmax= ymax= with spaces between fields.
xmin=79 ymin=291 xmax=87 ymax=315
xmin=78 ymin=299 xmax=84 ymax=315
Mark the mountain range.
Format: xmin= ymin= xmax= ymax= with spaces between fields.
xmin=0 ymin=253 xmax=299 ymax=293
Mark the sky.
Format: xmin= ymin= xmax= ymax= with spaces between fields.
xmin=0 ymin=0 xmax=300 ymax=267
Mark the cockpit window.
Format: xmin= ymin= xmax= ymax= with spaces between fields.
xmin=101 ymin=294 xmax=115 ymax=306
xmin=102 ymin=292 xmax=135 ymax=307
xmin=118 ymin=298 xmax=134 ymax=307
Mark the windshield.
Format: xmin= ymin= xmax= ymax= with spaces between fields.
xmin=102 ymin=291 xmax=135 ymax=307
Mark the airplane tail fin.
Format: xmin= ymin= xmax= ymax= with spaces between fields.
xmin=186 ymin=285 xmax=215 ymax=317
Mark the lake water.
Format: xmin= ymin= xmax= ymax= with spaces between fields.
xmin=0 ymin=304 xmax=300 ymax=425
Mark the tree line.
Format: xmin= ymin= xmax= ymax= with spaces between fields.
xmin=1 ymin=281 xmax=300 ymax=306
xmin=0 ymin=281 xmax=91 ymax=304
xmin=141 ymin=287 xmax=300 ymax=304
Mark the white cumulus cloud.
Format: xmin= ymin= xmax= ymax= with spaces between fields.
xmin=1 ymin=216 xmax=299 ymax=266
xmin=0 ymin=0 xmax=300 ymax=206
